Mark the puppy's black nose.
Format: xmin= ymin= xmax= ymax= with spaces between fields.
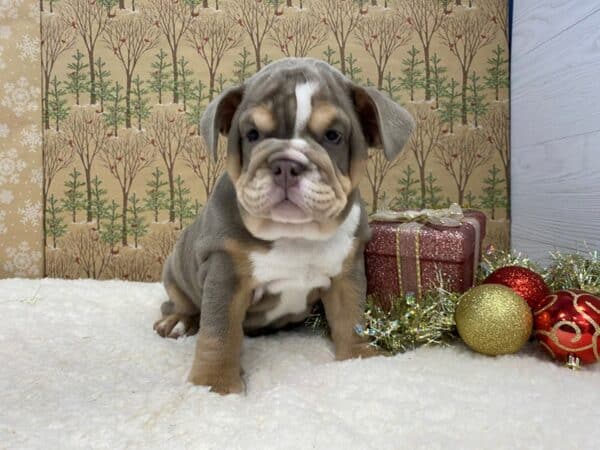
xmin=269 ymin=159 xmax=307 ymax=188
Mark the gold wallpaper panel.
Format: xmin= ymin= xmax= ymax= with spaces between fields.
xmin=0 ymin=0 xmax=43 ymax=278
xmin=3 ymin=0 xmax=510 ymax=280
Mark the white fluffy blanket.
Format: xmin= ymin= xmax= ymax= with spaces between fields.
xmin=1 ymin=279 xmax=598 ymax=450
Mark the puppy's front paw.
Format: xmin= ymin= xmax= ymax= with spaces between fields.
xmin=153 ymin=314 xmax=199 ymax=339
xmin=188 ymin=371 xmax=245 ymax=395
xmin=336 ymin=342 xmax=384 ymax=361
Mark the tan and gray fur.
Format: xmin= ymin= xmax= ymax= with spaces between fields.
xmin=154 ymin=58 xmax=415 ymax=394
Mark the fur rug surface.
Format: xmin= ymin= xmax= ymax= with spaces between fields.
xmin=1 ymin=279 xmax=598 ymax=450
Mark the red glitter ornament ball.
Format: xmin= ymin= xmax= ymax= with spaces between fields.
xmin=483 ymin=266 xmax=550 ymax=310
xmin=534 ymin=290 xmax=600 ymax=366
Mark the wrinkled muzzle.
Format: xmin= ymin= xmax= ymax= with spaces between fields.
xmin=235 ymin=139 xmax=350 ymax=224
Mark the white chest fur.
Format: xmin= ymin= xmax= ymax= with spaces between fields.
xmin=249 ymin=204 xmax=360 ymax=323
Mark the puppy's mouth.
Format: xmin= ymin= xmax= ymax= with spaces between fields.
xmin=235 ymin=140 xmax=351 ymax=234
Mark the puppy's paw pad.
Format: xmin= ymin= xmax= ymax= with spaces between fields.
xmin=153 ymin=314 xmax=198 ymax=339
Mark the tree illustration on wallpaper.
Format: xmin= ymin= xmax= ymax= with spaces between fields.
xmin=400 ymin=45 xmax=424 ymax=102
xmin=147 ymin=0 xmax=194 ymax=105
xmin=479 ymin=164 xmax=507 ymax=220
xmin=406 ymin=107 xmax=444 ymax=208
xmin=439 ymin=78 xmax=460 ymax=133
xmin=144 ymin=168 xmax=169 ymax=223
xmin=467 ymin=71 xmax=488 ymax=128
xmin=439 ymin=11 xmax=495 ymax=125
xmin=401 ymin=0 xmax=446 ymax=101
xmin=47 ymin=77 xmax=70 ymax=131
xmin=43 ymin=132 xmax=74 ymax=248
xmin=40 ymin=0 xmax=511 ymax=278
xmin=270 ymin=12 xmax=327 ymax=58
xmin=146 ymin=109 xmax=193 ymax=223
xmin=187 ymin=13 xmax=241 ymax=101
xmin=227 ymin=0 xmax=277 ymax=71
xmin=94 ymin=58 xmax=112 ymax=113
xmin=482 ymin=105 xmax=510 ymax=216
xmin=63 ymin=228 xmax=111 ymax=278
xmin=354 ymin=13 xmax=411 ymax=89
xmin=41 ymin=14 xmax=75 ymax=130
xmin=485 ymin=44 xmax=509 ymax=102
xmin=176 ymin=56 xmax=194 ymax=112
xmin=131 ymin=75 xmax=151 ymax=130
xmin=63 ymin=0 xmax=109 ymax=105
xmin=103 ymin=12 xmax=159 ymax=128
xmin=482 ymin=0 xmax=509 ymax=44
xmin=127 ymin=193 xmax=148 ymax=248
xmin=365 ymin=149 xmax=403 ymax=213
xmin=100 ymin=131 xmax=154 ymax=246
xmin=436 ymin=131 xmax=491 ymax=205
xmin=46 ymin=195 xmax=68 ymax=249
xmin=65 ymin=108 xmax=109 ymax=223
xmin=62 ymin=168 xmax=86 ymax=223
xmin=312 ymin=0 xmax=361 ymax=75
xmin=390 ymin=165 xmax=419 ymax=209
xmin=149 ymin=49 xmax=172 ymax=105
xmin=104 ymin=81 xmax=126 ymax=136
xmin=429 ymin=53 xmax=448 ymax=109
xmin=90 ymin=176 xmax=110 ymax=231
xmin=182 ymin=136 xmax=225 ymax=199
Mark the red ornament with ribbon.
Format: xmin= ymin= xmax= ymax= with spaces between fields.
xmin=534 ymin=290 xmax=600 ymax=367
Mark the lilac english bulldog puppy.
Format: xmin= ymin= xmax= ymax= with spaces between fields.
xmin=154 ymin=58 xmax=415 ymax=394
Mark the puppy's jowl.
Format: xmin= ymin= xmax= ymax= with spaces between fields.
xmin=154 ymin=58 xmax=415 ymax=394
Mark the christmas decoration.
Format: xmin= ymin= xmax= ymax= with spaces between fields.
xmin=356 ymin=287 xmax=461 ymax=354
xmin=544 ymin=250 xmax=600 ymax=296
xmin=478 ymin=248 xmax=541 ymax=281
xmin=306 ymin=282 xmax=461 ymax=354
xmin=365 ymin=204 xmax=486 ymax=309
xmin=455 ymin=284 xmax=532 ymax=356
xmin=534 ymin=290 xmax=600 ymax=367
xmin=304 ymin=246 xmax=599 ymax=367
xmin=483 ymin=266 xmax=550 ymax=310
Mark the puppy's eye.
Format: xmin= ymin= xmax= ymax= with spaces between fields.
xmin=246 ymin=129 xmax=259 ymax=142
xmin=324 ymin=129 xmax=342 ymax=145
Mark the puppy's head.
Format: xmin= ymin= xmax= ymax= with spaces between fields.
xmin=201 ymin=58 xmax=415 ymax=240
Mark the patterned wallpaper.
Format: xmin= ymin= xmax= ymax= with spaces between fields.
xmin=0 ymin=0 xmax=43 ymax=278
xmin=0 ymin=0 xmax=509 ymax=280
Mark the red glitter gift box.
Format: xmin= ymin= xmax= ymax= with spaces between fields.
xmin=364 ymin=205 xmax=486 ymax=309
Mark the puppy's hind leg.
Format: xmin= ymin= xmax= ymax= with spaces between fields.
xmin=154 ymin=271 xmax=200 ymax=339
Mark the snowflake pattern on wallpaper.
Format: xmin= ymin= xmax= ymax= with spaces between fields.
xmin=0 ymin=148 xmax=26 ymax=185
xmin=0 ymin=0 xmax=22 ymax=20
xmin=16 ymin=34 xmax=39 ymax=62
xmin=3 ymin=241 xmax=42 ymax=277
xmin=0 ymin=189 xmax=13 ymax=204
xmin=30 ymin=168 xmax=42 ymax=187
xmin=20 ymin=124 xmax=41 ymax=152
xmin=0 ymin=0 xmax=41 ymax=278
xmin=0 ymin=25 xmax=11 ymax=39
xmin=0 ymin=210 xmax=6 ymax=235
xmin=18 ymin=200 xmax=42 ymax=227
xmin=1 ymin=77 xmax=40 ymax=117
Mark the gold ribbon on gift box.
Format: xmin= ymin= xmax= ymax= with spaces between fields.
xmin=371 ymin=204 xmax=482 ymax=299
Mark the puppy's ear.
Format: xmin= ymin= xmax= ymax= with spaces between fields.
xmin=200 ymin=86 xmax=245 ymax=160
xmin=352 ymin=86 xmax=415 ymax=161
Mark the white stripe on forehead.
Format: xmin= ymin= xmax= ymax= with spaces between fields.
xmin=294 ymin=82 xmax=318 ymax=135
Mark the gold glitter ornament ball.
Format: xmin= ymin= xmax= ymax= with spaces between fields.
xmin=455 ymin=284 xmax=533 ymax=356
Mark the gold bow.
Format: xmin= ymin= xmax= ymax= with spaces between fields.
xmin=370 ymin=203 xmax=465 ymax=227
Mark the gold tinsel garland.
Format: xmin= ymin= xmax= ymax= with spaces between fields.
xmin=306 ymin=248 xmax=600 ymax=354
